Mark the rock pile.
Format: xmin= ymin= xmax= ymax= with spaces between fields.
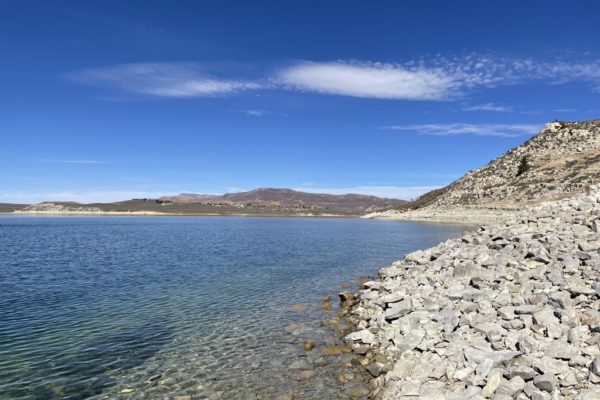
xmin=345 ymin=189 xmax=600 ymax=399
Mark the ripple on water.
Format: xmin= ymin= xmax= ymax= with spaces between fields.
xmin=0 ymin=216 xmax=471 ymax=399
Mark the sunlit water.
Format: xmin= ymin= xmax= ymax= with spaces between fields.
xmin=0 ymin=216 xmax=470 ymax=399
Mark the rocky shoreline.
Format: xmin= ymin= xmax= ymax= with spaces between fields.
xmin=344 ymin=190 xmax=600 ymax=399
xmin=362 ymin=208 xmax=517 ymax=226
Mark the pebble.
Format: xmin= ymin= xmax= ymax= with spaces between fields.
xmin=290 ymin=370 xmax=316 ymax=381
xmin=303 ymin=340 xmax=315 ymax=351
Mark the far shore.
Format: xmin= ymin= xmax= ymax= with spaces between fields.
xmin=9 ymin=210 xmax=355 ymax=218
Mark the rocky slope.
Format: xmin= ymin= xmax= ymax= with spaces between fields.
xmin=344 ymin=189 xmax=600 ymax=399
xmin=414 ymin=120 xmax=600 ymax=210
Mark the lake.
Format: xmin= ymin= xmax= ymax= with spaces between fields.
xmin=0 ymin=216 xmax=470 ymax=399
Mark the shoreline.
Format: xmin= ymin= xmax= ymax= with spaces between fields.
xmin=345 ymin=191 xmax=600 ymax=399
xmin=10 ymin=210 xmax=354 ymax=218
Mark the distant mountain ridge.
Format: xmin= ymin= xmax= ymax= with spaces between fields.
xmin=407 ymin=119 xmax=600 ymax=209
xmin=160 ymin=187 xmax=405 ymax=210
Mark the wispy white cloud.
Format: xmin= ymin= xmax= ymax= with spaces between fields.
xmin=277 ymin=61 xmax=457 ymax=100
xmin=67 ymin=55 xmax=600 ymax=101
xmin=243 ymin=109 xmax=265 ymax=117
xmin=462 ymin=103 xmax=512 ymax=112
xmin=294 ymin=185 xmax=441 ymax=200
xmin=230 ymin=109 xmax=266 ymax=117
xmin=555 ymin=108 xmax=577 ymax=112
xmin=383 ymin=123 xmax=542 ymax=138
xmin=67 ymin=63 xmax=262 ymax=98
xmin=276 ymin=56 xmax=600 ymax=100
xmin=39 ymin=159 xmax=107 ymax=164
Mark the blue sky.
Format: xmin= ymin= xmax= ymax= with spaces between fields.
xmin=1 ymin=0 xmax=599 ymax=203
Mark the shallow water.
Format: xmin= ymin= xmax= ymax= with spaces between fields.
xmin=0 ymin=216 xmax=470 ymax=399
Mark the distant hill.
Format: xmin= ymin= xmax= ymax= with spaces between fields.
xmin=0 ymin=203 xmax=28 ymax=212
xmin=161 ymin=188 xmax=404 ymax=211
xmin=406 ymin=119 xmax=600 ymax=209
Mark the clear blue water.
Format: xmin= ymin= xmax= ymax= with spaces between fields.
xmin=0 ymin=216 xmax=470 ymax=399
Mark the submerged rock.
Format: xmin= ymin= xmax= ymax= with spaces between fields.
xmin=303 ymin=340 xmax=315 ymax=351
xmin=319 ymin=346 xmax=348 ymax=356
xmin=290 ymin=370 xmax=316 ymax=381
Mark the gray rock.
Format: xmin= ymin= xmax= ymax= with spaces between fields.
xmin=533 ymin=374 xmax=558 ymax=392
xmin=419 ymin=382 xmax=446 ymax=400
xmin=352 ymin=344 xmax=369 ymax=355
xmin=496 ymin=376 xmax=526 ymax=397
xmin=530 ymin=392 xmax=551 ymax=400
xmin=498 ymin=306 xmax=516 ymax=320
xmin=580 ymin=390 xmax=600 ymax=400
xmin=567 ymin=285 xmax=597 ymax=296
xmin=532 ymin=309 xmax=563 ymax=338
xmin=515 ymin=305 xmax=537 ymax=314
xmin=506 ymin=365 xmax=537 ymax=380
xmin=290 ymin=369 xmax=316 ymax=381
xmin=366 ymin=362 xmax=385 ymax=377
xmin=435 ymin=308 xmax=460 ymax=333
xmin=392 ymin=328 xmax=425 ymax=352
xmin=476 ymin=358 xmax=494 ymax=378
xmin=384 ymin=298 xmax=412 ymax=320
xmin=386 ymin=359 xmax=412 ymax=381
xmin=579 ymin=241 xmax=600 ymax=252
xmin=481 ymin=370 xmax=503 ymax=398
xmin=591 ymin=354 xmax=600 ymax=376
xmin=399 ymin=379 xmax=421 ymax=396
xmin=463 ymin=347 xmax=521 ymax=367
xmin=344 ymin=329 xmax=375 ymax=344
xmin=548 ymin=291 xmax=571 ymax=309
xmin=288 ymin=358 xmax=312 ymax=370
xmin=338 ymin=291 xmax=355 ymax=302
xmin=544 ymin=341 xmax=578 ymax=360
xmin=381 ymin=291 xmax=405 ymax=304
xmin=523 ymin=381 xmax=537 ymax=397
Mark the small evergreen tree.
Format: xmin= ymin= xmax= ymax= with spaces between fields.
xmin=516 ymin=155 xmax=531 ymax=177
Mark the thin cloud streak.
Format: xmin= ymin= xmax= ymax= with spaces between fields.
xmin=462 ymin=103 xmax=512 ymax=112
xmin=39 ymin=159 xmax=107 ymax=164
xmin=230 ymin=109 xmax=266 ymax=117
xmin=383 ymin=123 xmax=542 ymax=138
xmin=67 ymin=63 xmax=262 ymax=98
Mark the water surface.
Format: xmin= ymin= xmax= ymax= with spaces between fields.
xmin=0 ymin=216 xmax=470 ymax=399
